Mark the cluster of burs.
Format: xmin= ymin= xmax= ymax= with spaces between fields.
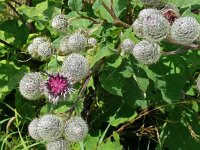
xmin=19 ymin=13 xmax=97 ymax=149
xmin=122 ymin=0 xmax=200 ymax=65
xmin=121 ymin=0 xmax=200 ymax=93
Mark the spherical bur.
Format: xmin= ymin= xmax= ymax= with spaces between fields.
xmin=27 ymin=43 xmax=39 ymax=58
xmin=62 ymin=53 xmax=90 ymax=83
xmin=52 ymin=14 xmax=68 ymax=31
xmin=46 ymin=138 xmax=70 ymax=150
xmin=138 ymin=9 xmax=161 ymax=21
xmin=120 ymin=38 xmax=135 ymax=53
xmin=64 ymin=117 xmax=88 ymax=142
xmin=87 ymin=37 xmax=97 ymax=47
xmin=67 ymin=32 xmax=87 ymax=52
xmin=133 ymin=40 xmax=161 ymax=64
xmin=132 ymin=19 xmax=143 ymax=37
xmin=37 ymin=114 xmax=63 ymax=141
xmin=19 ymin=72 xmax=43 ymax=100
xmin=32 ymin=37 xmax=49 ymax=45
xmin=142 ymin=14 xmax=170 ymax=41
xmin=59 ymin=36 xmax=71 ymax=55
xmin=44 ymin=73 xmax=72 ymax=104
xmin=38 ymin=42 xmax=53 ymax=58
xmin=170 ymin=17 xmax=200 ymax=44
xmin=28 ymin=118 xmax=41 ymax=140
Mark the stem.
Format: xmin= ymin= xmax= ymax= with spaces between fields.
xmin=65 ymin=59 xmax=105 ymax=118
xmin=100 ymin=0 xmax=130 ymax=28
xmin=0 ymin=39 xmax=14 ymax=48
xmin=162 ymin=44 xmax=200 ymax=55
xmin=66 ymin=75 xmax=91 ymax=119
xmin=76 ymin=11 xmax=100 ymax=24
xmin=6 ymin=2 xmax=24 ymax=22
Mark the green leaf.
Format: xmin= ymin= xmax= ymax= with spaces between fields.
xmin=15 ymin=91 xmax=35 ymax=119
xmin=92 ymin=0 xmax=113 ymax=23
xmin=143 ymin=55 xmax=187 ymax=103
xmin=97 ymin=139 xmax=123 ymax=150
xmin=158 ymin=105 xmax=200 ymax=150
xmin=168 ymin=0 xmax=200 ymax=8
xmin=99 ymin=66 xmax=125 ymax=96
xmin=0 ymin=60 xmax=29 ymax=102
xmin=68 ymin=0 xmax=83 ymax=11
xmin=88 ymin=45 xmax=113 ymax=67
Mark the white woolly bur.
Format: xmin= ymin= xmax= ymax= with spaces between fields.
xmin=142 ymin=14 xmax=170 ymax=41
xmin=46 ymin=139 xmax=69 ymax=150
xmin=64 ymin=117 xmax=88 ymax=142
xmin=133 ymin=40 xmax=161 ymax=64
xmin=52 ymin=14 xmax=68 ymax=31
xmin=170 ymin=17 xmax=200 ymax=45
xmin=87 ymin=37 xmax=97 ymax=47
xmin=59 ymin=36 xmax=71 ymax=54
xmin=67 ymin=32 xmax=87 ymax=52
xmin=32 ymin=37 xmax=49 ymax=45
xmin=132 ymin=19 xmax=143 ymax=37
xmin=62 ymin=53 xmax=90 ymax=83
xmin=27 ymin=43 xmax=38 ymax=58
xmin=120 ymin=38 xmax=135 ymax=53
xmin=138 ymin=9 xmax=161 ymax=21
xmin=38 ymin=42 xmax=53 ymax=58
xmin=19 ymin=72 xmax=43 ymax=100
xmin=28 ymin=118 xmax=41 ymax=140
xmin=37 ymin=114 xmax=63 ymax=141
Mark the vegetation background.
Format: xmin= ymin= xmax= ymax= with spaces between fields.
xmin=0 ymin=0 xmax=200 ymax=149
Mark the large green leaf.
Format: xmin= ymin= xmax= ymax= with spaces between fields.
xmin=168 ymin=0 xmax=200 ymax=8
xmin=0 ymin=60 xmax=29 ymax=102
xmin=68 ymin=0 xmax=83 ymax=11
xmin=0 ymin=19 xmax=29 ymax=47
xmin=157 ymin=104 xmax=200 ymax=150
xmin=143 ymin=55 xmax=187 ymax=103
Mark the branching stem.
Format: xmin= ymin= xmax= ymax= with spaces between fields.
xmin=100 ymin=0 xmax=130 ymax=28
xmin=162 ymin=44 xmax=200 ymax=55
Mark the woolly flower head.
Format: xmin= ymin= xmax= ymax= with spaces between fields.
xmin=19 ymin=72 xmax=43 ymax=100
xmin=133 ymin=40 xmax=161 ymax=64
xmin=133 ymin=9 xmax=170 ymax=41
xmin=137 ymin=9 xmax=170 ymax=41
xmin=28 ymin=118 xmax=41 ymax=140
xmin=38 ymin=41 xmax=54 ymax=58
xmin=87 ymin=37 xmax=97 ymax=47
xmin=46 ymin=138 xmax=69 ymax=150
xmin=62 ymin=53 xmax=90 ymax=84
xmin=64 ymin=117 xmax=88 ymax=142
xmin=27 ymin=37 xmax=49 ymax=58
xmin=67 ymin=32 xmax=87 ymax=52
xmin=170 ymin=17 xmax=200 ymax=45
xmin=27 ymin=43 xmax=39 ymax=58
xmin=44 ymin=73 xmax=72 ymax=104
xmin=138 ymin=8 xmax=161 ymax=21
xmin=143 ymin=14 xmax=170 ymax=41
xmin=37 ymin=114 xmax=63 ymax=141
xmin=132 ymin=19 xmax=143 ymax=37
xmin=52 ymin=14 xmax=68 ymax=31
xmin=120 ymin=38 xmax=135 ymax=53
xmin=32 ymin=37 xmax=49 ymax=45
xmin=59 ymin=36 xmax=71 ymax=55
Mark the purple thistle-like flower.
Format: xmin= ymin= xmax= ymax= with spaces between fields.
xmin=45 ymin=73 xmax=72 ymax=104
